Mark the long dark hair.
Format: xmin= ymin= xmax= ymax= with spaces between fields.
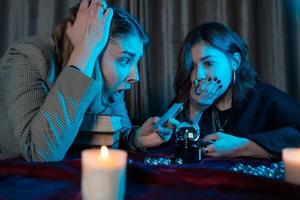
xmin=52 ymin=3 xmax=149 ymax=68
xmin=174 ymin=22 xmax=257 ymax=107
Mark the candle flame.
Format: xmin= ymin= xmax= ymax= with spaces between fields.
xmin=100 ymin=145 xmax=109 ymax=159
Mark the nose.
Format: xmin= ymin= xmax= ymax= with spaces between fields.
xmin=127 ymin=64 xmax=140 ymax=83
xmin=196 ymin=64 xmax=206 ymax=80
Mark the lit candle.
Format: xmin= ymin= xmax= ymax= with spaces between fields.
xmin=282 ymin=148 xmax=300 ymax=185
xmin=81 ymin=146 xmax=128 ymax=200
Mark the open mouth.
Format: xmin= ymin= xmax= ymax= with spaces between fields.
xmin=115 ymin=89 xmax=126 ymax=96
xmin=115 ymin=84 xmax=131 ymax=94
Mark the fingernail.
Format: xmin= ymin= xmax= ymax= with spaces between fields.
xmin=217 ymin=80 xmax=221 ymax=84
xmin=219 ymin=85 xmax=223 ymax=89
xmin=208 ymin=77 xmax=212 ymax=81
xmin=214 ymin=77 xmax=217 ymax=81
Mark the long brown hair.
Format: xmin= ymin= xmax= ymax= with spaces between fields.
xmin=174 ymin=22 xmax=257 ymax=108
xmin=52 ymin=3 xmax=149 ymax=68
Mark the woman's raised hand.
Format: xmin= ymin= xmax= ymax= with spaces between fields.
xmin=190 ymin=76 xmax=223 ymax=112
xmin=67 ymin=0 xmax=113 ymax=77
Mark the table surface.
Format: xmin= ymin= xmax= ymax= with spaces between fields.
xmin=0 ymin=147 xmax=300 ymax=200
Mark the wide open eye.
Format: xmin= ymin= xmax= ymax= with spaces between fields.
xmin=118 ymin=57 xmax=131 ymax=66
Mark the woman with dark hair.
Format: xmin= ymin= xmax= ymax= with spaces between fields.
xmin=169 ymin=22 xmax=300 ymax=158
xmin=0 ymin=0 xmax=169 ymax=162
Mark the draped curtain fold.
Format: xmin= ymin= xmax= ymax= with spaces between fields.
xmin=1 ymin=0 xmax=299 ymax=122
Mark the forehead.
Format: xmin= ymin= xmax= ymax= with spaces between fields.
xmin=108 ymin=34 xmax=144 ymax=57
xmin=191 ymin=42 xmax=226 ymax=60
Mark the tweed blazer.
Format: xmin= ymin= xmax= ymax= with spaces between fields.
xmin=0 ymin=35 xmax=131 ymax=162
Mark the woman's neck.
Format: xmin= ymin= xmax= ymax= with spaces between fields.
xmin=189 ymin=108 xmax=203 ymax=123
xmin=189 ymin=102 xmax=206 ymax=123
xmin=215 ymin=87 xmax=233 ymax=111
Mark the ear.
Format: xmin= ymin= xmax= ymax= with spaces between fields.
xmin=231 ymin=52 xmax=241 ymax=71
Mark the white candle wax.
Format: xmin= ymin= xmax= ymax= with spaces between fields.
xmin=81 ymin=146 xmax=127 ymax=200
xmin=282 ymin=148 xmax=300 ymax=185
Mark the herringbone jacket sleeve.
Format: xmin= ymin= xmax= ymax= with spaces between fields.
xmin=0 ymin=37 xmax=100 ymax=162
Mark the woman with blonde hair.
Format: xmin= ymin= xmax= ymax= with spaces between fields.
xmin=0 ymin=0 xmax=170 ymax=162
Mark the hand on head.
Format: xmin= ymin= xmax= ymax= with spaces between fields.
xmin=66 ymin=0 xmax=114 ymax=77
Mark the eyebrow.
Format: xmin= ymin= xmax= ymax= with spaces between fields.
xmin=121 ymin=51 xmax=136 ymax=57
xmin=199 ymin=55 xmax=214 ymax=61
xmin=121 ymin=51 xmax=143 ymax=58
xmin=193 ymin=55 xmax=214 ymax=65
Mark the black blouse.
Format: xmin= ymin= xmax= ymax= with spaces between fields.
xmin=180 ymin=83 xmax=300 ymax=156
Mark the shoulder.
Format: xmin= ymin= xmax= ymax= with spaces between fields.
xmin=247 ymin=82 xmax=299 ymax=107
xmin=1 ymin=35 xmax=56 ymax=80
xmin=3 ymin=34 xmax=55 ymax=63
xmin=254 ymin=83 xmax=291 ymax=99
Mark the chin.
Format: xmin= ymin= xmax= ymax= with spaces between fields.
xmin=197 ymin=101 xmax=213 ymax=107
